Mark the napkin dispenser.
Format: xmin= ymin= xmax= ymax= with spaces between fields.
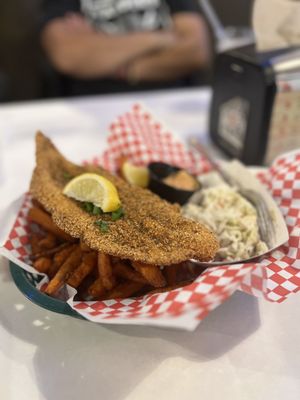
xmin=209 ymin=46 xmax=300 ymax=165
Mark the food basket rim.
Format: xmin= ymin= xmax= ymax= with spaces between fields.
xmin=9 ymin=261 xmax=85 ymax=320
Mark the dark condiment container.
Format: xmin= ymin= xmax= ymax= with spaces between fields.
xmin=148 ymin=162 xmax=199 ymax=205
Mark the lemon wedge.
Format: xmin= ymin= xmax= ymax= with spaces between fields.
xmin=121 ymin=161 xmax=149 ymax=188
xmin=63 ymin=173 xmax=121 ymax=212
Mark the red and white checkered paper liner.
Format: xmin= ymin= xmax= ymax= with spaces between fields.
xmin=2 ymin=104 xmax=300 ymax=330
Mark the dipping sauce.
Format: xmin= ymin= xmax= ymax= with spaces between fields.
xmin=148 ymin=162 xmax=200 ymax=205
xmin=163 ymin=170 xmax=199 ymax=191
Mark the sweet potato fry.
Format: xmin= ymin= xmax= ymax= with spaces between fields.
xmin=87 ymin=277 xmax=106 ymax=299
xmin=33 ymin=257 xmax=52 ymax=273
xmin=29 ymin=232 xmax=43 ymax=255
xmin=28 ymin=197 xmax=203 ymax=302
xmin=106 ymin=281 xmax=146 ymax=299
xmin=132 ymin=261 xmax=166 ymax=288
xmin=45 ymin=245 xmax=82 ymax=295
xmin=67 ymin=252 xmax=97 ymax=288
xmin=30 ymin=242 xmax=70 ymax=261
xmin=114 ymin=260 xmax=147 ymax=284
xmin=39 ymin=233 xmax=57 ymax=250
xmin=98 ymin=253 xmax=116 ymax=290
xmin=80 ymin=240 xmax=91 ymax=252
xmin=28 ymin=207 xmax=73 ymax=241
xmin=47 ymin=244 xmax=77 ymax=278
xmin=163 ymin=264 xmax=180 ymax=286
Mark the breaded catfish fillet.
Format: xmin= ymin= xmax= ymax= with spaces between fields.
xmin=30 ymin=132 xmax=218 ymax=264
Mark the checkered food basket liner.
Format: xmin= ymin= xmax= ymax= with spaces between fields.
xmin=2 ymin=104 xmax=300 ymax=330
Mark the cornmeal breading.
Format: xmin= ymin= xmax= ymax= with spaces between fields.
xmin=30 ymin=132 xmax=218 ymax=265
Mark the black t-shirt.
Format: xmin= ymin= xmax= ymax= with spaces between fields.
xmin=41 ymin=0 xmax=201 ymax=96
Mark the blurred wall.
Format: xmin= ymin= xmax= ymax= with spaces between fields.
xmin=0 ymin=0 xmax=42 ymax=102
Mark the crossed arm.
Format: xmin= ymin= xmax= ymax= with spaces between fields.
xmin=127 ymin=14 xmax=212 ymax=82
xmin=41 ymin=12 xmax=211 ymax=81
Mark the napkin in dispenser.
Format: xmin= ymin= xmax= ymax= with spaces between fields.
xmin=253 ymin=0 xmax=300 ymax=51
xmin=209 ymin=45 xmax=300 ymax=165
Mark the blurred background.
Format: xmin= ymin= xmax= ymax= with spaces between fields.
xmin=0 ymin=0 xmax=254 ymax=103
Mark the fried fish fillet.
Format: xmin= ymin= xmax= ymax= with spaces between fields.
xmin=30 ymin=132 xmax=218 ymax=265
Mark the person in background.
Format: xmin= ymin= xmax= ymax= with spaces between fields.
xmin=40 ymin=0 xmax=212 ymax=96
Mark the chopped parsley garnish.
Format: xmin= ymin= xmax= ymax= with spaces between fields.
xmin=92 ymin=205 xmax=103 ymax=215
xmin=63 ymin=171 xmax=73 ymax=180
xmin=82 ymin=201 xmax=124 ymax=222
xmin=111 ymin=206 xmax=125 ymax=221
xmin=82 ymin=201 xmax=124 ymax=233
xmin=94 ymin=220 xmax=109 ymax=233
xmin=82 ymin=202 xmax=94 ymax=213
xmin=81 ymin=202 xmax=103 ymax=215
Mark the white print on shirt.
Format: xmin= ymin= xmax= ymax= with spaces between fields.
xmin=80 ymin=0 xmax=172 ymax=33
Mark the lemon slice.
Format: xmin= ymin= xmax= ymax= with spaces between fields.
xmin=63 ymin=173 xmax=121 ymax=212
xmin=121 ymin=161 xmax=149 ymax=188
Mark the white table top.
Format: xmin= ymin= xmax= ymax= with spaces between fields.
xmin=0 ymin=88 xmax=300 ymax=400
